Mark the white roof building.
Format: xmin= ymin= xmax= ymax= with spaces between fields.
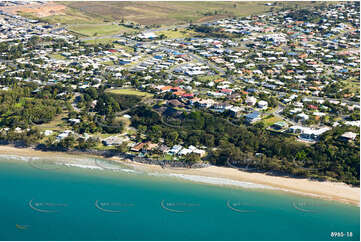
xmin=257 ymin=100 xmax=268 ymax=109
xmin=297 ymin=113 xmax=309 ymax=121
xmin=245 ymin=96 xmax=257 ymax=106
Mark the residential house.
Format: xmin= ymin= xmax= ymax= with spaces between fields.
xmin=245 ymin=111 xmax=261 ymax=123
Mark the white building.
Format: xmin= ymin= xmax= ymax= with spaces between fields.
xmin=297 ymin=112 xmax=309 ymax=121
xmin=257 ymin=100 xmax=268 ymax=109
xmin=245 ymin=96 xmax=257 ymax=106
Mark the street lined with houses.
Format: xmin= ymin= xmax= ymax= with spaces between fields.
xmin=0 ymin=1 xmax=359 ymax=184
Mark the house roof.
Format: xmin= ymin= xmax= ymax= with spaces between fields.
xmin=131 ymin=142 xmax=145 ymax=151
xmin=160 ymin=86 xmax=173 ymax=91
xmin=340 ymin=132 xmax=357 ymax=140
xmin=245 ymin=111 xmax=260 ymax=119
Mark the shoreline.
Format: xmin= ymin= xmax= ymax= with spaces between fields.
xmin=0 ymin=145 xmax=359 ymax=206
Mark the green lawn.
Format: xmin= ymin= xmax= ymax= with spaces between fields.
xmin=50 ymin=53 xmax=67 ymax=60
xmin=83 ymin=38 xmax=118 ymax=45
xmin=344 ymin=78 xmax=360 ymax=93
xmin=36 ymin=113 xmax=69 ymax=132
xmin=196 ymin=75 xmax=222 ymax=82
xmin=157 ymin=29 xmax=196 ymax=39
xmin=152 ymin=153 xmax=174 ymax=161
xmin=115 ymin=45 xmax=135 ymax=54
xmin=94 ymin=143 xmax=115 ymax=151
xmin=101 ymin=60 xmax=115 ymax=66
xmin=261 ymin=116 xmax=283 ymax=127
xmin=68 ymin=23 xmax=135 ymax=37
xmin=105 ymin=88 xmax=154 ymax=97
xmin=14 ymin=97 xmax=26 ymax=108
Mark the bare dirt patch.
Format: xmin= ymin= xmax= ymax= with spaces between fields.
xmin=196 ymin=14 xmax=230 ymax=24
xmin=1 ymin=2 xmax=66 ymax=18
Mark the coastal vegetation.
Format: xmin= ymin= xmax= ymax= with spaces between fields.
xmin=0 ymin=87 xmax=66 ymax=128
xmin=128 ymin=105 xmax=360 ymax=185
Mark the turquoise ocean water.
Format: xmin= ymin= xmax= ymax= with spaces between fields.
xmin=0 ymin=155 xmax=359 ymax=241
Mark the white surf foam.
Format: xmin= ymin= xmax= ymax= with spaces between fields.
xmin=0 ymin=154 xmax=33 ymax=161
xmin=120 ymin=168 xmax=140 ymax=173
xmin=2 ymin=154 xmax=274 ymax=189
xmin=64 ymin=163 xmax=103 ymax=170
xmin=149 ymin=172 xmax=276 ymax=190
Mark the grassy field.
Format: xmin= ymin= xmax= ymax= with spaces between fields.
xmin=344 ymin=78 xmax=360 ymax=93
xmin=106 ymin=88 xmax=154 ymax=97
xmin=50 ymin=53 xmax=67 ymax=60
xmin=116 ymin=45 xmax=135 ymax=53
xmin=196 ymin=75 xmax=223 ymax=82
xmin=61 ymin=1 xmax=271 ymax=25
xmin=157 ymin=29 xmax=196 ymax=39
xmin=261 ymin=115 xmax=283 ymax=127
xmin=56 ymin=1 xmax=331 ymax=26
xmin=68 ymin=23 xmax=135 ymax=37
xmin=83 ymin=38 xmax=118 ymax=45
xmin=17 ymin=1 xmax=338 ymax=38
xmin=36 ymin=113 xmax=69 ymax=132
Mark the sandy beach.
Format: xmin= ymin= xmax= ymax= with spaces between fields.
xmin=0 ymin=145 xmax=359 ymax=206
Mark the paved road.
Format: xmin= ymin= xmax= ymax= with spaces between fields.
xmin=187 ymin=52 xmax=225 ymax=75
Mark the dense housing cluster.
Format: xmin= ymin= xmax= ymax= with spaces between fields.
xmin=0 ymin=2 xmax=359 ymax=185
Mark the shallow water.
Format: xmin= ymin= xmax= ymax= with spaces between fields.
xmin=0 ymin=155 xmax=359 ymax=241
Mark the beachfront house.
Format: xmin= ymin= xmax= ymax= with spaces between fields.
xmin=288 ymin=126 xmax=331 ymax=142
